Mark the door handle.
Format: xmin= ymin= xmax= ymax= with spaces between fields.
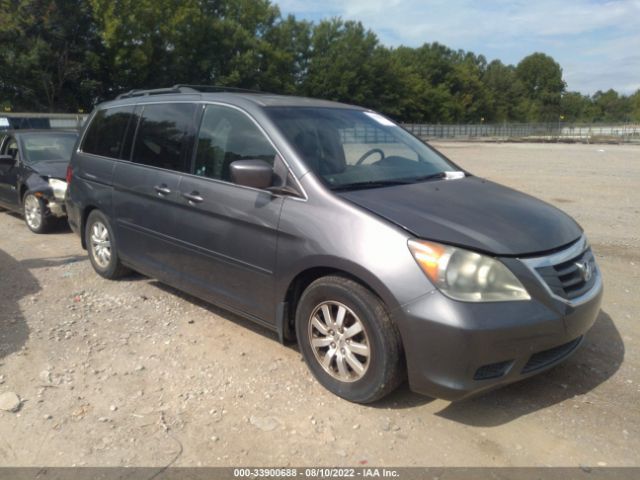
xmin=182 ymin=191 xmax=204 ymax=204
xmin=154 ymin=184 xmax=171 ymax=196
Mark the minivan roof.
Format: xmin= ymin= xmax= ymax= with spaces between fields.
xmin=99 ymin=85 xmax=364 ymax=111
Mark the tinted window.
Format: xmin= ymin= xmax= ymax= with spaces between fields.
xmin=120 ymin=106 xmax=142 ymax=161
xmin=131 ymin=103 xmax=197 ymax=172
xmin=195 ymin=105 xmax=276 ymax=181
xmin=82 ymin=106 xmax=134 ymax=158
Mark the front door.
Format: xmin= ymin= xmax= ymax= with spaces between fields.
xmin=0 ymin=136 xmax=20 ymax=207
xmin=174 ymin=104 xmax=284 ymax=322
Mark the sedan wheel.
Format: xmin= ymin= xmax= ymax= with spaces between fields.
xmin=23 ymin=193 xmax=50 ymax=233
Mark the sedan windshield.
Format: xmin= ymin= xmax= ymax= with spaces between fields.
xmin=20 ymin=133 xmax=77 ymax=164
xmin=266 ymin=107 xmax=456 ymax=190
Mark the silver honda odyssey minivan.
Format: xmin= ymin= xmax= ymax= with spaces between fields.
xmin=66 ymin=85 xmax=603 ymax=403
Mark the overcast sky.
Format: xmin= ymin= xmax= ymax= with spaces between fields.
xmin=277 ymin=0 xmax=640 ymax=95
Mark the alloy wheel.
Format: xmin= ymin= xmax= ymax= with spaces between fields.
xmin=90 ymin=221 xmax=112 ymax=268
xmin=24 ymin=195 xmax=42 ymax=230
xmin=307 ymin=301 xmax=371 ymax=382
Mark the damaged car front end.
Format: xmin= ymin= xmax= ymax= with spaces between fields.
xmin=22 ymin=172 xmax=69 ymax=218
xmin=0 ymin=130 xmax=78 ymax=233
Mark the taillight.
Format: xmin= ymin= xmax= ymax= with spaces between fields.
xmin=66 ymin=165 xmax=73 ymax=184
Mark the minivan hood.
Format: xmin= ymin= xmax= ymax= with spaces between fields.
xmin=337 ymin=176 xmax=582 ymax=256
xmin=30 ymin=160 xmax=68 ymax=180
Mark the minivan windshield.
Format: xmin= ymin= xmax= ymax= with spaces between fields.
xmin=266 ymin=107 xmax=456 ymax=190
xmin=20 ymin=133 xmax=78 ymax=164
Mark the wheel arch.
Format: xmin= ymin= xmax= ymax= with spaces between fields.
xmin=276 ymin=259 xmax=401 ymax=344
xmin=80 ymin=205 xmax=99 ymax=249
xmin=21 ymin=172 xmax=53 ymax=202
xmin=19 ymin=183 xmax=28 ymax=203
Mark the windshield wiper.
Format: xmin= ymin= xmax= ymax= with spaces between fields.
xmin=330 ymin=179 xmax=412 ymax=191
xmin=404 ymin=172 xmax=447 ymax=183
xmin=330 ymin=172 xmax=453 ymax=191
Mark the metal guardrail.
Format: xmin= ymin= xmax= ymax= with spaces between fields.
xmin=0 ymin=112 xmax=88 ymax=131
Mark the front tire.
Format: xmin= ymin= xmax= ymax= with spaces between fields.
xmin=85 ymin=210 xmax=130 ymax=279
xmin=23 ymin=193 xmax=51 ymax=234
xmin=295 ymin=275 xmax=404 ymax=403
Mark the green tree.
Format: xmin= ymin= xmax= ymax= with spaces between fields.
xmin=262 ymin=14 xmax=312 ymax=93
xmin=392 ymin=44 xmax=496 ymax=123
xmin=1 ymin=0 xmax=636 ymax=122
xmin=362 ymin=46 xmax=425 ymax=121
xmin=515 ymin=53 xmax=566 ymax=121
xmin=447 ymin=52 xmax=490 ymax=122
xmin=301 ymin=20 xmax=429 ymax=121
xmin=482 ymin=60 xmax=525 ymax=122
xmin=89 ymin=0 xmax=286 ymax=94
xmin=630 ymin=90 xmax=640 ymax=122
xmin=392 ymin=44 xmax=459 ymax=122
xmin=303 ymin=19 xmax=378 ymax=104
xmin=560 ymin=91 xmax=595 ymax=122
xmin=591 ymin=89 xmax=632 ymax=122
xmin=0 ymin=0 xmax=102 ymax=111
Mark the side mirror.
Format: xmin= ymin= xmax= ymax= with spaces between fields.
xmin=230 ymin=160 xmax=273 ymax=189
xmin=0 ymin=154 xmax=15 ymax=172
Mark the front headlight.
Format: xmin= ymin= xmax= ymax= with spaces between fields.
xmin=48 ymin=178 xmax=67 ymax=200
xmin=408 ymin=239 xmax=530 ymax=302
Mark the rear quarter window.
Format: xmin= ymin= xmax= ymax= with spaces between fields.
xmin=81 ymin=106 xmax=135 ymax=159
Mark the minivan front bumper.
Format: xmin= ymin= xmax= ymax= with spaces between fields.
xmin=399 ymin=258 xmax=603 ymax=401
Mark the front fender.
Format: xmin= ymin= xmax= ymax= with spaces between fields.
xmin=22 ymin=172 xmax=54 ymax=201
xmin=273 ymin=190 xmax=438 ymax=344
xmin=276 ymin=255 xmax=405 ymax=315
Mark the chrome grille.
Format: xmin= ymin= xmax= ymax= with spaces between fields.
xmin=521 ymin=235 xmax=600 ymax=305
xmin=535 ymin=248 xmax=597 ymax=300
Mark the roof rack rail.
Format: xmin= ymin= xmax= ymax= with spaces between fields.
xmin=116 ymin=86 xmax=185 ymax=100
xmin=116 ymin=84 xmax=264 ymax=100
xmin=174 ymin=84 xmax=264 ymax=94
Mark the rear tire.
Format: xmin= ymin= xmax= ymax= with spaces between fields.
xmin=23 ymin=193 xmax=51 ymax=234
xmin=295 ymin=275 xmax=404 ymax=403
xmin=85 ymin=210 xmax=130 ymax=279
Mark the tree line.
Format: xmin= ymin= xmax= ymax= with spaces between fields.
xmin=1 ymin=0 xmax=639 ymax=123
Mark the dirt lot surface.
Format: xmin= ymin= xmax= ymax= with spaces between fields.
xmin=0 ymin=143 xmax=638 ymax=467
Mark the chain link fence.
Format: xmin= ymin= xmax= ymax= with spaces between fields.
xmin=3 ymin=112 xmax=640 ymax=144
xmin=403 ymin=122 xmax=640 ymax=143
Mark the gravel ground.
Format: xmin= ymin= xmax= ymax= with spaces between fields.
xmin=0 ymin=142 xmax=638 ymax=467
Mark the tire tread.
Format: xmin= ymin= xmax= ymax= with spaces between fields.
xmin=296 ymin=274 xmax=405 ymax=403
xmin=85 ymin=210 xmax=130 ymax=279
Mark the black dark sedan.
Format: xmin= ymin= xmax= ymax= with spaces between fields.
xmin=0 ymin=130 xmax=78 ymax=233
